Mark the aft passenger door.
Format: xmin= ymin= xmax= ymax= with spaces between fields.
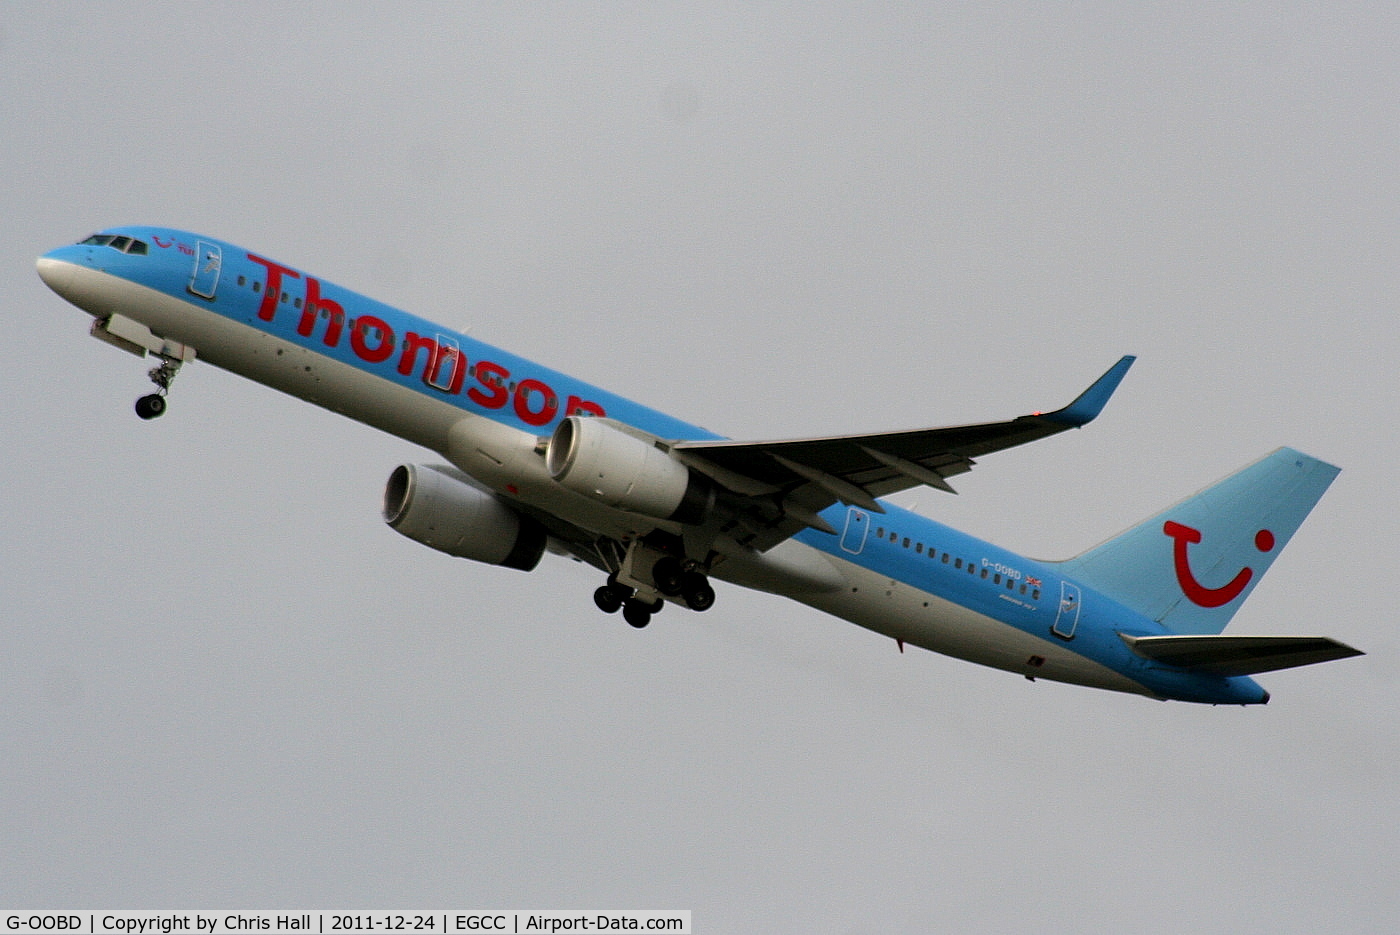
xmin=188 ymin=241 xmax=222 ymax=299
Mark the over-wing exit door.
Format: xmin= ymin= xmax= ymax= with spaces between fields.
xmin=840 ymin=508 xmax=869 ymax=554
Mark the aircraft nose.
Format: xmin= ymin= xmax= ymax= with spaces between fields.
xmin=36 ymin=254 xmax=77 ymax=295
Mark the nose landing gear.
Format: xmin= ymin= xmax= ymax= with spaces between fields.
xmin=134 ymin=354 xmax=183 ymax=419
xmin=88 ymin=314 xmax=195 ymax=421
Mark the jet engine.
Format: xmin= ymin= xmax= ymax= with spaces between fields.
xmin=382 ymin=464 xmax=547 ymax=571
xmin=545 ymin=416 xmax=712 ymax=524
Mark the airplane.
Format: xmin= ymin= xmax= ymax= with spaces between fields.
xmin=36 ymin=227 xmax=1363 ymax=705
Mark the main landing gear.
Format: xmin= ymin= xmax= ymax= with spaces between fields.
xmin=592 ymin=541 xmax=718 ymax=629
xmin=593 ymin=578 xmax=664 ymax=628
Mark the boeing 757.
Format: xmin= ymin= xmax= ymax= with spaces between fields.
xmin=37 ymin=228 xmax=1362 ymax=704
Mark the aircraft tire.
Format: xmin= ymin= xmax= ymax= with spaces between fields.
xmin=681 ymin=573 xmax=715 ymax=612
xmin=594 ymin=585 xmax=624 ymax=614
xmin=622 ymin=599 xmax=652 ymax=628
xmin=652 ymin=556 xmax=684 ymax=595
xmin=135 ymin=394 xmax=166 ymax=420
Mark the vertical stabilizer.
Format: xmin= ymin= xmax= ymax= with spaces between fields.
xmin=1057 ymin=448 xmax=1339 ymax=635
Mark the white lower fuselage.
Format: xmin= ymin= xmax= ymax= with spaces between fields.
xmin=37 ymin=249 xmax=1177 ymax=700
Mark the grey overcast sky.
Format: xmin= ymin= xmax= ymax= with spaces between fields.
xmin=3 ymin=4 xmax=1396 ymax=932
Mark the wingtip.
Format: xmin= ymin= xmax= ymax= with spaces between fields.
xmin=1041 ymin=355 xmax=1136 ymax=427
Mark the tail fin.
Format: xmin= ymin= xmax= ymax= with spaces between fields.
xmin=1057 ymin=448 xmax=1340 ymax=635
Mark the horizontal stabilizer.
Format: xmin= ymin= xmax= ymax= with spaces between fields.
xmin=1121 ymin=634 xmax=1363 ymax=677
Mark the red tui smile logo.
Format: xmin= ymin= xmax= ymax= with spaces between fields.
xmin=1164 ymin=521 xmax=1275 ymax=608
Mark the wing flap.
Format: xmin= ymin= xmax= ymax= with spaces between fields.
xmin=1121 ymin=634 xmax=1364 ymax=677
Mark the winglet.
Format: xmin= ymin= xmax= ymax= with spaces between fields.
xmin=1040 ymin=355 xmax=1136 ymax=427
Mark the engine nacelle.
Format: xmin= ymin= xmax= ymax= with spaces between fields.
xmin=382 ymin=464 xmax=546 ymax=571
xmin=546 ymin=416 xmax=712 ymax=524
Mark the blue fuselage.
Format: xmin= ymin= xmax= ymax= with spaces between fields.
xmin=38 ymin=227 xmax=1271 ymax=704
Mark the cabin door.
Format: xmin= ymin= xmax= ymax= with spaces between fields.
xmin=1052 ymin=582 xmax=1082 ymax=640
xmin=840 ymin=508 xmax=869 ymax=554
xmin=188 ymin=241 xmax=222 ymax=299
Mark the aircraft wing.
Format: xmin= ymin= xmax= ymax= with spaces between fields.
xmin=672 ymin=356 xmax=1135 ymax=544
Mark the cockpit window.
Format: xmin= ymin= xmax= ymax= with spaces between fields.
xmin=80 ymin=233 xmax=149 ymax=255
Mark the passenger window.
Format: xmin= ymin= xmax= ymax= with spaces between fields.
xmin=954 ymin=557 xmax=962 ymax=569
xmin=876 ymin=527 xmax=885 ymax=538
xmin=902 ymin=537 xmax=910 ymax=548
xmin=1032 ymin=589 xmax=1041 ymax=601
xmin=993 ymin=573 xmax=1001 ymax=584
xmin=915 ymin=543 xmax=923 ymax=554
xmin=253 ymin=282 xmax=261 ymax=293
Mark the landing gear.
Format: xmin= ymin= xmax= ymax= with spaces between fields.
xmin=591 ymin=539 xmax=717 ymax=628
xmin=134 ymin=353 xmax=184 ymax=420
xmin=594 ymin=576 xmax=664 ymax=628
xmin=651 ymin=554 xmax=715 ymax=610
xmin=87 ymin=315 xmax=195 ymax=421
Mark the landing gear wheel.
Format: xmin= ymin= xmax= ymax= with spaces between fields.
xmin=622 ymin=599 xmax=654 ymax=629
xmin=651 ymin=556 xmax=685 ymax=596
xmin=593 ymin=585 xmax=624 ymax=614
xmin=135 ymin=394 xmax=167 ymax=420
xmin=681 ymin=572 xmax=716 ymax=612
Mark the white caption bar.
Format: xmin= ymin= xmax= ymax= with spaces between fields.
xmin=3 ymin=914 xmax=691 ymax=935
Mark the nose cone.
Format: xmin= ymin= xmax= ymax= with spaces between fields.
xmin=36 ymin=250 xmax=79 ymax=298
xmin=37 ymin=254 xmax=75 ymax=291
